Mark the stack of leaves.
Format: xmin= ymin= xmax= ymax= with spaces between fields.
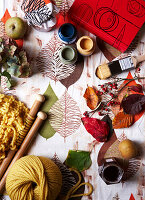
xmin=113 ymin=85 xmax=145 ymax=129
xmin=0 ymin=38 xmax=31 ymax=88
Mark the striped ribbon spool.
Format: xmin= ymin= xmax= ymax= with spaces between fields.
xmin=16 ymin=114 xmax=35 ymax=147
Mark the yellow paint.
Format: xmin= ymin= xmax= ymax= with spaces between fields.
xmin=77 ymin=36 xmax=95 ymax=56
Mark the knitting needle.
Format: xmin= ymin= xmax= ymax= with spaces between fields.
xmin=0 ymin=111 xmax=47 ymax=194
xmin=0 ymin=94 xmax=45 ymax=180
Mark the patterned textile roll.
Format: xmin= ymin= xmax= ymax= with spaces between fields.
xmin=21 ymin=0 xmax=58 ymax=31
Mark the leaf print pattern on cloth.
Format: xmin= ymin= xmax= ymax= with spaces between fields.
xmin=98 ymin=132 xmax=141 ymax=181
xmin=49 ymin=100 xmax=64 ymax=132
xmin=39 ymin=83 xmax=58 ymax=139
xmin=36 ymin=34 xmax=76 ymax=82
xmin=57 ymin=90 xmax=82 ymax=138
xmin=54 ymin=0 xmax=73 ymax=19
xmin=52 ymin=153 xmax=76 ymax=195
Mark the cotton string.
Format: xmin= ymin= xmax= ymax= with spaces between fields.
xmin=64 ymin=168 xmax=93 ymax=200
xmin=6 ymin=155 xmax=62 ymax=200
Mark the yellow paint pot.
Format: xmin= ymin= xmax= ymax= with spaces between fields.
xmin=76 ymin=36 xmax=95 ymax=56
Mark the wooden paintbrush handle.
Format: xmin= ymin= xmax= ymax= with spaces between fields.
xmin=135 ymin=54 xmax=145 ymax=65
xmin=0 ymin=94 xmax=45 ymax=180
xmin=0 ymin=111 xmax=47 ymax=194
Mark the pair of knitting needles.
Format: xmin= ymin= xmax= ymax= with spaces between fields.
xmin=0 ymin=94 xmax=47 ymax=194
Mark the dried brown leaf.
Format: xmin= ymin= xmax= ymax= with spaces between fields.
xmin=112 ymin=112 xmax=134 ymax=129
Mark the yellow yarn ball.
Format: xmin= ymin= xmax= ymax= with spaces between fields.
xmin=6 ymin=155 xmax=62 ymax=200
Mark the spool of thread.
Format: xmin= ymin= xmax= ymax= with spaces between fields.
xmin=6 ymin=155 xmax=62 ymax=200
xmin=58 ymin=23 xmax=77 ymax=44
xmin=76 ymin=36 xmax=95 ymax=56
xmin=59 ymin=45 xmax=78 ymax=65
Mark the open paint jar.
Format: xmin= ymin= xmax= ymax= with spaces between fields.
xmin=98 ymin=158 xmax=124 ymax=185
xmin=59 ymin=46 xmax=78 ymax=65
xmin=58 ymin=23 xmax=77 ymax=44
xmin=76 ymin=36 xmax=95 ymax=56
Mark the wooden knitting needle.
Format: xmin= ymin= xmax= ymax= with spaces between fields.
xmin=0 ymin=94 xmax=45 ymax=180
xmin=0 ymin=111 xmax=47 ymax=194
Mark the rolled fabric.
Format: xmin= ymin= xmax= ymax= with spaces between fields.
xmin=21 ymin=0 xmax=58 ymax=31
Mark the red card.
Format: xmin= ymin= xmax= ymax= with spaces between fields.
xmin=69 ymin=0 xmax=145 ymax=52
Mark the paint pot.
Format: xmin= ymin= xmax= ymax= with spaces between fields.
xmin=59 ymin=46 xmax=78 ymax=65
xmin=58 ymin=23 xmax=77 ymax=44
xmin=98 ymin=158 xmax=124 ymax=185
xmin=76 ymin=36 xmax=95 ymax=56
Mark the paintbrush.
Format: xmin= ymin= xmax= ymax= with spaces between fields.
xmin=96 ymin=54 xmax=145 ymax=80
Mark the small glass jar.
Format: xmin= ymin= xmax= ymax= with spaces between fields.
xmin=98 ymin=158 xmax=124 ymax=185
xmin=58 ymin=23 xmax=77 ymax=44
xmin=76 ymin=36 xmax=95 ymax=56
xmin=59 ymin=46 xmax=78 ymax=65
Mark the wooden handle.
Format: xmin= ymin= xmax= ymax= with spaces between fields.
xmin=0 ymin=111 xmax=47 ymax=194
xmin=0 ymin=94 xmax=45 ymax=180
xmin=29 ymin=94 xmax=45 ymax=117
xmin=136 ymin=54 xmax=145 ymax=64
xmin=132 ymin=54 xmax=145 ymax=67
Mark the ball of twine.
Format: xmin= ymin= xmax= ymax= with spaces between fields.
xmin=6 ymin=155 xmax=62 ymax=200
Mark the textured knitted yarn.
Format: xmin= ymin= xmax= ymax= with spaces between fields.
xmin=6 ymin=155 xmax=62 ymax=200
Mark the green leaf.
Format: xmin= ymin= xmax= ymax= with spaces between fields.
xmin=39 ymin=83 xmax=58 ymax=139
xmin=65 ymin=150 xmax=92 ymax=172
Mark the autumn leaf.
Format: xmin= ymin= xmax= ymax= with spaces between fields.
xmin=129 ymin=84 xmax=143 ymax=93
xmin=121 ymin=94 xmax=145 ymax=115
xmin=112 ymin=112 xmax=134 ymax=129
xmin=65 ymin=150 xmax=92 ymax=172
xmin=81 ymin=117 xmax=109 ymax=142
xmin=83 ymin=86 xmax=99 ymax=110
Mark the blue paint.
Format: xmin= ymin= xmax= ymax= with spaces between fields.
xmin=58 ymin=23 xmax=77 ymax=44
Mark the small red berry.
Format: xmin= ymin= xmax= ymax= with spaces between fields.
xmin=98 ymin=112 xmax=102 ymax=116
xmin=107 ymin=103 xmax=110 ymax=106
xmin=101 ymin=85 xmax=104 ymax=88
xmin=83 ymin=111 xmax=89 ymax=117
xmin=105 ymin=108 xmax=108 ymax=111
xmin=100 ymin=92 xmax=103 ymax=95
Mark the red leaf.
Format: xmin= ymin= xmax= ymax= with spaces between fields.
xmin=81 ymin=117 xmax=109 ymax=142
xmin=129 ymin=193 xmax=135 ymax=200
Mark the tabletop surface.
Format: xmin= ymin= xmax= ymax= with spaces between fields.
xmin=1 ymin=0 xmax=145 ymax=200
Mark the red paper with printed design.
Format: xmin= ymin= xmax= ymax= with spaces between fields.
xmin=69 ymin=0 xmax=145 ymax=52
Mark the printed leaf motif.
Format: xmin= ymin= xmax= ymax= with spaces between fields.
xmin=112 ymin=112 xmax=134 ymax=129
xmin=36 ymin=34 xmax=75 ymax=82
xmin=54 ymin=0 xmax=73 ymax=19
xmin=52 ymin=153 xmax=76 ymax=195
xmin=98 ymin=132 xmax=141 ymax=181
xmin=57 ymin=90 xmax=82 ymax=138
xmin=60 ymin=54 xmax=84 ymax=89
xmin=65 ymin=150 xmax=92 ymax=172
xmin=83 ymin=86 xmax=99 ymax=110
xmin=121 ymin=94 xmax=145 ymax=115
xmin=82 ymin=117 xmax=109 ymax=142
xmin=39 ymin=83 xmax=58 ymax=139
xmin=129 ymin=194 xmax=135 ymax=200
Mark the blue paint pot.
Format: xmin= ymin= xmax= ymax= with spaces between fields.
xmin=58 ymin=23 xmax=77 ymax=44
